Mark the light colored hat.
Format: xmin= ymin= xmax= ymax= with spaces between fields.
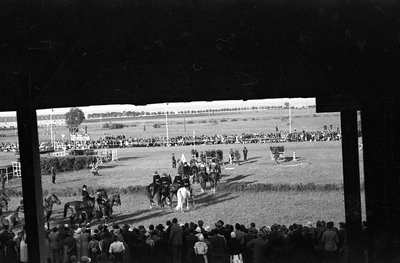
xmin=205 ymin=226 xmax=211 ymax=232
xmin=75 ymin=228 xmax=82 ymax=234
xmin=195 ymin=227 xmax=202 ymax=233
xmin=198 ymin=234 xmax=204 ymax=240
xmin=230 ymin=232 xmax=236 ymax=238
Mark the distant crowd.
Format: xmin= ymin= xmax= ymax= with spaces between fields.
xmin=0 ymin=217 xmax=363 ymax=263
xmin=0 ymin=129 xmax=342 ymax=153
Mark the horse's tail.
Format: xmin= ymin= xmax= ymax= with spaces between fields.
xmin=63 ymin=203 xmax=70 ymax=218
xmin=175 ymin=188 xmax=183 ymax=211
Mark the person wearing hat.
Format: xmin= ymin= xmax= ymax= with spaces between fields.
xmin=184 ymin=227 xmax=198 ymax=263
xmin=82 ymin=185 xmax=89 ymax=198
xmin=209 ymin=228 xmax=228 ymax=263
xmin=173 ymin=173 xmax=183 ymax=188
xmin=169 ymin=218 xmax=183 ymax=263
xmin=161 ymin=173 xmax=170 ymax=188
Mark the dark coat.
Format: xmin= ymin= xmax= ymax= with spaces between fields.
xmin=209 ymin=234 xmax=228 ymax=257
xmin=169 ymin=224 xmax=183 ymax=246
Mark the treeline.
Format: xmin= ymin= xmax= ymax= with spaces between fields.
xmin=87 ymin=105 xmax=316 ymax=119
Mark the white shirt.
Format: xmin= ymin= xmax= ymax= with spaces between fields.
xmin=109 ymin=241 xmax=125 ymax=253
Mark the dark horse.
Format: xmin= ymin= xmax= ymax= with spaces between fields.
xmin=43 ymin=193 xmax=61 ymax=228
xmin=64 ymin=195 xmax=96 ymax=228
xmin=199 ymin=170 xmax=219 ymax=194
xmin=146 ymin=175 xmax=179 ymax=209
xmin=80 ymin=194 xmax=122 ymax=224
xmin=64 ymin=194 xmax=120 ymax=227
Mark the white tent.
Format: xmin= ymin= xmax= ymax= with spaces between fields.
xmin=181 ymin=153 xmax=186 ymax=163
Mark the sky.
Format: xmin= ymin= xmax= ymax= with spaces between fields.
xmin=0 ymin=97 xmax=315 ymax=117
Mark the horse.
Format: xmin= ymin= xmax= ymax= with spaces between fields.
xmin=0 ymin=205 xmax=24 ymax=229
xmin=175 ymin=187 xmax=195 ymax=213
xmin=146 ymin=175 xmax=173 ymax=209
xmin=0 ymin=192 xmax=10 ymax=212
xmin=198 ymin=171 xmax=209 ymax=193
xmin=98 ymin=193 xmax=121 ymax=219
xmin=64 ymin=196 xmax=96 ymax=228
xmin=43 ymin=193 xmax=61 ymax=228
xmin=209 ymin=171 xmax=219 ymax=194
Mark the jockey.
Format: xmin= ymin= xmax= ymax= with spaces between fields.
xmin=82 ymin=185 xmax=89 ymax=198
xmin=161 ymin=173 xmax=170 ymax=187
xmin=199 ymin=162 xmax=207 ymax=174
xmin=173 ymin=173 xmax=183 ymax=188
xmin=183 ymin=162 xmax=191 ymax=177
xmin=153 ymin=171 xmax=162 ymax=188
xmin=182 ymin=174 xmax=191 ymax=189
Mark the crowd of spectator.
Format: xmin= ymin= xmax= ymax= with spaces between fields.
xmin=0 ymin=217 xmax=361 ymax=263
xmin=0 ymin=129 xmax=341 ymax=153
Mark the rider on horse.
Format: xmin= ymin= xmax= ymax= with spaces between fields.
xmin=161 ymin=173 xmax=170 ymax=187
xmin=173 ymin=173 xmax=183 ymax=188
xmin=183 ymin=162 xmax=191 ymax=177
xmin=153 ymin=171 xmax=162 ymax=192
xmin=82 ymin=185 xmax=89 ymax=198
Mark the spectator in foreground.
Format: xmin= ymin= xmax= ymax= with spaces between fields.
xmin=169 ymin=218 xmax=183 ymax=263
xmin=194 ymin=234 xmax=208 ymax=263
xmin=321 ymin=221 xmax=339 ymax=263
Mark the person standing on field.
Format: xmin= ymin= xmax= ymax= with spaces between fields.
xmin=51 ymin=166 xmax=57 ymax=184
xmin=243 ymin=147 xmax=248 ymax=161
xmin=172 ymin=153 xmax=176 ymax=168
xmin=1 ymin=171 xmax=6 ymax=189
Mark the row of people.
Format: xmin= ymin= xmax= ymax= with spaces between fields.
xmin=0 ymin=129 xmax=342 ymax=152
xmin=0 ymin=217 xmax=358 ymax=263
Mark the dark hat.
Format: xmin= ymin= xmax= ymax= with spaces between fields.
xmin=215 ymin=221 xmax=223 ymax=228
xmin=123 ymin=223 xmax=130 ymax=229
xmin=153 ymin=171 xmax=158 ymax=175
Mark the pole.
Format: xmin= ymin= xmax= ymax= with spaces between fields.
xmin=184 ymin=117 xmax=186 ymax=132
xmin=193 ymin=130 xmax=195 ymax=150
xmin=288 ymin=99 xmax=292 ymax=133
xmin=50 ymin=109 xmax=53 ymax=148
xmin=165 ymin=104 xmax=169 ymax=146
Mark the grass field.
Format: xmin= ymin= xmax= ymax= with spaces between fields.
xmin=0 ymin=109 xmax=366 ymax=229
xmin=7 ymin=189 xmax=363 ymax=229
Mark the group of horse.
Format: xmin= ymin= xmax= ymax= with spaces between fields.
xmin=0 ymin=190 xmax=122 ymax=230
xmin=191 ymin=160 xmax=221 ymax=194
xmin=145 ymin=161 xmax=221 ymax=212
xmin=63 ymin=190 xmax=121 ymax=228
xmin=0 ymin=191 xmax=61 ymax=230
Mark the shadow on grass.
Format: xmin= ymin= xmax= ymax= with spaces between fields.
xmin=107 ymin=192 xmax=238 ymax=226
xmin=246 ymin=156 xmax=262 ymax=161
xmin=118 ymin=156 xmax=147 ymax=161
xmin=240 ymin=160 xmax=258 ymax=164
xmin=98 ymin=165 xmax=119 ymax=170
xmin=224 ymin=174 xmax=252 ymax=183
xmin=282 ymin=156 xmax=304 ymax=162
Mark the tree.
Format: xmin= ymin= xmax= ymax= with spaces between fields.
xmin=284 ymin=102 xmax=290 ymax=109
xmin=65 ymin=107 xmax=85 ymax=132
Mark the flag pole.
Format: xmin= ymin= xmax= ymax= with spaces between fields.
xmin=193 ymin=130 xmax=195 ymax=151
xmin=288 ymin=100 xmax=292 ymax=133
xmin=165 ymin=103 xmax=169 ymax=146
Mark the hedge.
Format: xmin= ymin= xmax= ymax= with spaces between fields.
xmin=41 ymin=155 xmax=97 ymax=174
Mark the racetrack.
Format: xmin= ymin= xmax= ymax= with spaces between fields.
xmin=2 ymin=140 xmax=366 ymax=229
xmin=1 ymin=109 xmax=366 ymax=229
